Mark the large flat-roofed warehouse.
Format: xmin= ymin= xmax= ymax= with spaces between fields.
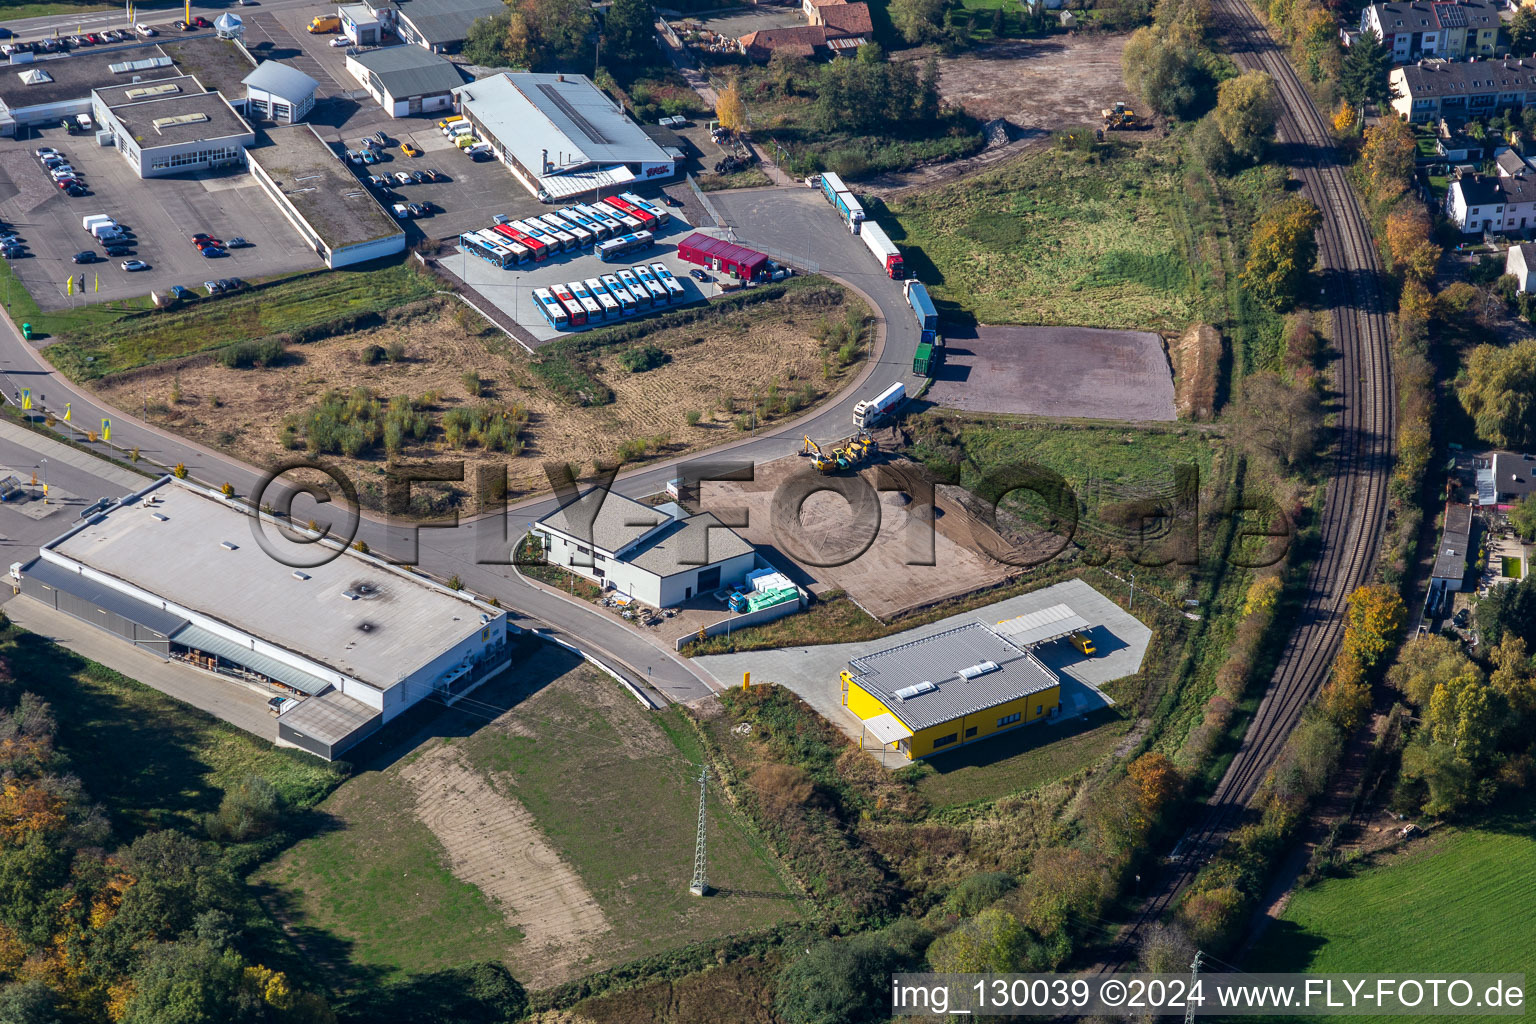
xmin=453 ymin=72 xmax=678 ymax=201
xmin=0 ymin=46 xmax=182 ymax=135
xmin=16 ymin=477 xmax=513 ymax=760
xmin=91 ymin=74 xmax=255 ymax=177
xmin=246 ymin=123 xmax=406 ymax=268
xmin=840 ymin=622 xmax=1062 ymax=760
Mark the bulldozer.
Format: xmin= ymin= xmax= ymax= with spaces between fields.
xmin=803 ymin=436 xmax=837 ymax=474
xmin=1101 ymin=101 xmax=1140 ymax=130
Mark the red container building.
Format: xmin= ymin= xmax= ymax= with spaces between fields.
xmin=675 ymin=232 xmax=769 ymax=281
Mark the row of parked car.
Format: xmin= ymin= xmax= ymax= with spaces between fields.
xmin=36 ymin=147 xmax=86 ymax=198
xmin=1 ymin=223 xmax=27 ymax=261
xmin=190 ymin=232 xmax=250 ymax=260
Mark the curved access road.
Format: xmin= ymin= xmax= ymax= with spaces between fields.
xmin=1096 ymin=0 xmax=1395 ymax=968
xmin=0 ymin=185 xmax=922 ymax=705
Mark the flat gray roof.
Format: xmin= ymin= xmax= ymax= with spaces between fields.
xmin=105 ymin=88 xmax=253 ymax=145
xmin=92 ymin=73 xmax=202 ymax=111
xmin=536 ymin=487 xmax=668 ymax=556
xmin=0 ymin=45 xmax=178 ymax=111
xmin=350 ymin=45 xmax=465 ymax=97
xmin=157 ymin=36 xmax=256 ymax=100
xmin=44 ymin=478 xmax=499 ymax=691
xmin=279 ymin=689 xmax=380 ymax=747
xmin=246 ymin=123 xmax=404 ymax=249
xmin=455 ymin=72 xmax=671 ymax=173
xmin=242 ymin=60 xmax=319 ymax=102
xmin=394 ymin=0 xmax=505 ymax=44
xmin=1433 ymin=502 xmax=1473 ymax=581
xmin=847 ymin=622 xmax=1060 ymax=732
xmin=625 ymin=512 xmax=754 ymax=578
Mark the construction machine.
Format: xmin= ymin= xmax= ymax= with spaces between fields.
xmin=1101 ymin=101 xmax=1140 ymax=130
xmin=803 ymin=436 xmax=837 ymax=473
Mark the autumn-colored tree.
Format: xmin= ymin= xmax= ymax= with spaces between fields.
xmin=1017 ymin=848 xmax=1110 ymax=938
xmin=1128 ymin=752 xmax=1182 ymax=814
xmin=1510 ymin=494 xmax=1536 ymax=541
xmin=1341 ymin=584 xmax=1405 ymax=668
xmin=1318 ymin=674 xmax=1372 ymax=731
xmin=1291 ymin=2 xmax=1341 ymax=85
xmin=1457 ymin=338 xmax=1536 ymax=449
xmin=1388 ymin=633 xmax=1479 ymax=707
xmin=1386 ymin=205 xmax=1430 ymax=266
xmin=1214 ymin=71 xmax=1279 ymax=164
xmin=716 ymin=77 xmax=748 ymax=134
xmin=1489 ymin=636 xmax=1536 ymax=721
xmin=0 ymin=781 xmax=67 ymax=845
xmin=1242 ymin=196 xmax=1321 ymax=311
xmin=1242 ymin=574 xmax=1283 ymax=616
xmin=1361 ymin=118 xmax=1417 ymax=206
xmin=1333 ymin=100 xmax=1357 ymax=133
xmin=926 ymin=908 xmax=1029 ymax=973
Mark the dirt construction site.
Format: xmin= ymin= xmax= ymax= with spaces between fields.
xmin=696 ymin=450 xmax=1061 ymax=620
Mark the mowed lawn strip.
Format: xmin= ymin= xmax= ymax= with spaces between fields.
xmin=888 ymin=143 xmax=1206 ymax=332
xmin=1 ymin=626 xmax=344 ymax=836
xmin=1250 ymin=806 xmax=1536 ymax=997
xmin=458 ymin=667 xmax=801 ymax=965
xmin=257 ymin=766 xmax=521 ymax=980
xmin=47 ymin=260 xmax=436 ymax=379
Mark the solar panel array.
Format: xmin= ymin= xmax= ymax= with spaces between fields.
xmin=1437 ymin=5 xmax=1467 ymax=28
xmin=536 ymin=83 xmax=611 ymax=145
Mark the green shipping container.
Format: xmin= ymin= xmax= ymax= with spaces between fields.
xmin=913 ymin=342 xmax=936 ymax=376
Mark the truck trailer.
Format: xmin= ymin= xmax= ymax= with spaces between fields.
xmin=818 ymin=172 xmax=865 ymax=232
xmin=860 ymin=222 xmax=904 ymax=279
xmin=905 ymin=281 xmax=938 ymax=339
xmin=912 ymin=336 xmax=945 ymax=376
xmin=853 ymin=382 xmax=905 ymax=429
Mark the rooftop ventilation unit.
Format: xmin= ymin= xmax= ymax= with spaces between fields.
xmin=151 ymin=512 xmax=169 ymax=522
xmin=292 ymin=571 xmax=311 ymax=581
xmin=957 ymin=660 xmax=1000 ymax=680
xmin=220 ymin=540 xmax=238 ymax=550
xmin=151 ymin=112 xmax=209 ymax=132
xmin=893 ymin=681 xmax=938 ymax=702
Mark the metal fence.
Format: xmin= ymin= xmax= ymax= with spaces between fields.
xmin=685 ymin=173 xmax=728 ymax=228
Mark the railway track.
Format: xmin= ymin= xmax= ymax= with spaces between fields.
xmin=1096 ymin=0 xmax=1395 ymax=969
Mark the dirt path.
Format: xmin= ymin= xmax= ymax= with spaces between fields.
xmin=399 ymin=744 xmax=611 ymax=987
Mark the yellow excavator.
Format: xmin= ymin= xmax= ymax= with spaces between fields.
xmin=803 ymin=436 xmax=837 ymax=473
xmin=1102 ymin=101 xmax=1140 ymax=130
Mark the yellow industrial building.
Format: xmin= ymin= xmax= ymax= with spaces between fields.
xmin=840 ymin=621 xmax=1062 ymax=760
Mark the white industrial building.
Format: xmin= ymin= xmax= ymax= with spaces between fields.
xmin=91 ymin=75 xmax=255 ymax=179
xmin=17 ymin=477 xmax=513 ymax=760
xmin=344 ymin=0 xmax=505 ymax=52
xmin=453 ymin=72 xmax=678 ymax=201
xmin=246 ymin=123 xmax=406 ymax=268
xmin=242 ymin=60 xmax=319 ymax=124
xmin=531 ymin=488 xmax=757 ymax=608
xmin=345 ymin=46 xmax=464 ymax=117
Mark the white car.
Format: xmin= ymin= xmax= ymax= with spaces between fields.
xmin=135 ymin=22 xmax=157 ymax=36
xmin=391 ymin=203 xmax=410 ymax=219
xmin=120 ymin=259 xmax=149 ymax=271
xmin=329 ymin=36 xmax=349 ymax=47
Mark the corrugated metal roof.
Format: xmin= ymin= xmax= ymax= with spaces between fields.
xmin=847 ymin=622 xmax=1059 ymax=732
xmin=350 ymin=45 xmax=465 ymax=98
xmin=455 ymin=72 xmax=669 ymax=173
xmin=677 ymin=232 xmax=768 ymax=270
xmin=992 ymin=603 xmax=1089 ymax=647
xmin=242 ymin=60 xmax=319 ymax=102
xmin=171 ymin=623 xmax=334 ymax=695
xmin=278 ymin=689 xmax=380 ymax=747
xmin=24 ymin=557 xmax=189 ymax=636
xmin=863 ymin=712 xmax=912 ymax=745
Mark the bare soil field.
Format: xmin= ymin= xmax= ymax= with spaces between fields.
xmin=925 ymin=325 xmax=1177 ymax=422
xmin=95 ymin=295 xmax=860 ymax=505
xmin=697 ymin=454 xmax=1056 ymax=620
xmin=868 ymin=33 xmax=1138 ymax=197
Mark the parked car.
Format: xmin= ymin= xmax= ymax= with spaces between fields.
xmin=65 ymin=35 xmax=85 ymax=46
xmin=104 ymin=29 xmax=126 ymax=42
xmin=391 ymin=203 xmax=410 ymax=219
xmin=392 ymin=171 xmax=412 ymax=185
xmin=72 ymin=251 xmax=97 ymax=264
xmin=216 ymin=278 xmax=233 ymax=291
xmin=120 ymin=259 xmax=148 ymax=271
xmin=226 ymin=237 xmax=250 ymax=248
xmin=63 ymin=184 xmax=87 ymax=197
xmin=204 ymin=280 xmax=221 ymax=295
xmin=0 ymin=45 xmax=17 ymax=57
xmin=174 ymin=20 xmax=192 ymax=31
xmin=170 ymin=284 xmax=192 ymax=301
xmin=135 ymin=23 xmax=157 ymax=36
xmin=401 ymin=142 xmax=421 ymax=157
xmin=191 ymin=233 xmax=215 ymax=242
xmin=200 ymin=246 xmax=226 ymax=258
xmin=421 ymin=167 xmax=442 ymax=182
xmin=329 ymin=36 xmax=350 ymax=46
xmin=49 ymin=168 xmax=76 ymax=181
xmin=35 ymin=146 xmax=59 ymax=159
xmin=36 ymin=39 xmax=59 ymax=52
xmin=370 ymin=131 xmax=388 ymax=147
xmin=469 ymin=149 xmax=491 ymax=162
xmin=1 ymin=246 xmax=23 ymax=260
xmin=226 ymin=277 xmax=246 ymax=290
xmin=194 ymin=238 xmax=223 ymax=250
xmin=103 ymin=246 xmax=131 ymax=258
xmin=688 ymin=268 xmax=710 ymax=283
xmin=192 ymin=16 xmax=212 ymax=27
xmin=79 ymin=33 xmax=99 ymax=45
xmin=367 ymin=175 xmax=388 ymax=188
xmin=407 ymin=202 xmax=427 ymax=217
xmin=360 ymin=149 xmax=379 ymax=164
xmin=41 ymin=156 xmax=64 ymax=169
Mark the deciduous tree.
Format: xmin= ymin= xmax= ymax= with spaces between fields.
xmin=715 ymin=77 xmax=747 ymax=133
xmin=1233 ymin=370 xmax=1323 ymax=469
xmin=1457 ymin=338 xmax=1536 ymax=449
xmin=602 ymin=0 xmax=659 ymax=69
xmin=1122 ymin=24 xmax=1214 ymax=120
xmin=1509 ymin=494 xmax=1536 ymax=540
xmin=890 ymin=0 xmax=946 ymax=43
xmin=1241 ymin=196 xmax=1321 ymax=312
xmin=1361 ymin=117 xmax=1417 ymax=205
xmin=1214 ymin=71 xmax=1279 ymax=164
xmin=1341 ymin=584 xmax=1405 ymax=668
xmin=1511 ymin=6 xmax=1536 ymax=55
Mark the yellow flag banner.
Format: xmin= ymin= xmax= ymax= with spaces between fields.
xmin=19 ymin=389 xmax=30 ymax=411
xmin=63 ymin=403 xmax=71 ymax=422
xmin=101 ymin=418 xmax=111 ymax=442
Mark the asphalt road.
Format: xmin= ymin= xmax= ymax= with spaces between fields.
xmin=0 ymin=185 xmax=925 ymax=705
xmin=1 ymin=0 xmax=320 ymax=43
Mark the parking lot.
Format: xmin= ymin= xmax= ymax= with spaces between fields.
xmin=0 ymin=126 xmax=322 ymax=310
xmin=442 ymin=217 xmax=724 ymax=344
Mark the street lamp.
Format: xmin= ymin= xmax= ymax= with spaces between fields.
xmin=39 ymin=458 xmax=47 ymax=504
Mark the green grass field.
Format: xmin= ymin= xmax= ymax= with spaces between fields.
xmin=45 ymin=260 xmax=436 ymax=379
xmin=888 ymin=142 xmax=1211 ymax=333
xmin=1250 ymin=807 xmax=1536 ymax=981
xmin=263 ymin=646 xmax=799 ymax=988
xmin=0 ymin=256 xmax=146 ymax=341
xmin=0 ymin=625 xmax=345 ymax=836
xmin=912 ymin=706 xmax=1130 ymax=809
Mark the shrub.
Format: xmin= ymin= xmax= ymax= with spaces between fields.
xmin=219 ymin=482 xmax=234 ymax=497
xmin=618 ymin=345 xmax=669 ymax=372
xmin=205 ymin=774 xmax=282 ymax=842
xmin=461 ymin=370 xmax=483 ymax=396
xmin=947 ymin=872 xmax=1016 ymax=916
xmin=172 ymin=463 xmax=187 ymax=479
xmin=385 ymin=341 xmax=406 ymax=362
xmin=217 ymin=337 xmax=286 ymax=369
xmin=360 ymin=344 xmax=386 ymax=365
xmin=685 ymin=409 xmax=702 ymax=427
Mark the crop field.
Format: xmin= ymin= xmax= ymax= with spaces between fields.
xmin=261 ymin=646 xmax=799 ymax=991
xmin=888 ymin=142 xmax=1210 ymax=332
xmin=46 ymin=261 xmax=436 ymax=380
xmin=1250 ymin=805 xmax=1536 ymax=979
